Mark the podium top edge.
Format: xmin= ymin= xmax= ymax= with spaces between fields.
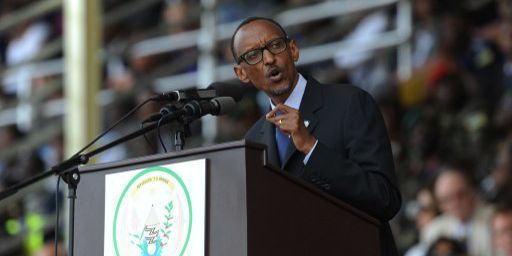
xmin=79 ymin=139 xmax=264 ymax=172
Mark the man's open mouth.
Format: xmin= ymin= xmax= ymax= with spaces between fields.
xmin=267 ymin=67 xmax=283 ymax=82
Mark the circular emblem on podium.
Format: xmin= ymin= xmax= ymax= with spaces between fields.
xmin=112 ymin=166 xmax=192 ymax=256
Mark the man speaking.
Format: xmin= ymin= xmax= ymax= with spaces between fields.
xmin=231 ymin=17 xmax=402 ymax=255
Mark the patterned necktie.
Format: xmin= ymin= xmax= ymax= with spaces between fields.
xmin=275 ymin=112 xmax=290 ymax=165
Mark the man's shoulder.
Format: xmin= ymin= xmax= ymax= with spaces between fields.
xmin=309 ymin=78 xmax=360 ymax=92
xmin=421 ymin=214 xmax=459 ymax=244
xmin=473 ymin=202 xmax=494 ymax=223
xmin=307 ymin=78 xmax=372 ymax=100
xmin=427 ymin=214 xmax=458 ymax=228
xmin=306 ymin=80 xmax=379 ymax=117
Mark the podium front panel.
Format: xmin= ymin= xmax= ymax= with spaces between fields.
xmin=75 ymin=144 xmax=250 ymax=256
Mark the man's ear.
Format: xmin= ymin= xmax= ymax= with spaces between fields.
xmin=289 ymin=39 xmax=299 ymax=62
xmin=234 ymin=65 xmax=250 ymax=83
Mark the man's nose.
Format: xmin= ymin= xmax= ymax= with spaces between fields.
xmin=262 ymin=48 xmax=276 ymax=65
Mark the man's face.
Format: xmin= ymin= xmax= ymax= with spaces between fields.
xmin=493 ymin=212 xmax=512 ymax=256
xmin=233 ymin=20 xmax=299 ymax=103
xmin=415 ymin=188 xmax=438 ymax=229
xmin=435 ymin=170 xmax=476 ymax=222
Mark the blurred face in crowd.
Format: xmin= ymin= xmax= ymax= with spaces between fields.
xmin=493 ymin=211 xmax=512 ymax=256
xmin=427 ymin=237 xmax=467 ymax=256
xmin=233 ymin=20 xmax=299 ymax=104
xmin=494 ymin=143 xmax=512 ymax=186
xmin=413 ymin=0 xmax=433 ymax=21
xmin=415 ymin=188 xmax=439 ymax=230
xmin=435 ymin=170 xmax=476 ymax=222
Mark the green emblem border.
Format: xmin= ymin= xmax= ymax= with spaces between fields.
xmin=112 ymin=166 xmax=193 ymax=256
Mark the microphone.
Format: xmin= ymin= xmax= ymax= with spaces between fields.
xmin=141 ymin=104 xmax=177 ymax=124
xmin=153 ymin=82 xmax=245 ymax=102
xmin=192 ymin=96 xmax=236 ymax=116
xmin=160 ymin=96 xmax=236 ymax=124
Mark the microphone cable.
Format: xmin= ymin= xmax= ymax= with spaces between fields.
xmin=151 ymin=103 xmax=184 ymax=153
xmin=70 ymin=97 xmax=154 ymax=158
xmin=157 ymin=116 xmax=168 ymax=153
xmin=140 ymin=123 xmax=157 ymax=154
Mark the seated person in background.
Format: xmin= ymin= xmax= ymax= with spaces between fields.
xmin=426 ymin=236 xmax=467 ymax=256
xmin=492 ymin=202 xmax=512 ymax=256
xmin=405 ymin=186 xmax=441 ymax=256
xmin=422 ymin=166 xmax=494 ymax=256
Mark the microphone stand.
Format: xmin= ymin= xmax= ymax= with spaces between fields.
xmin=0 ymin=115 xmax=182 ymax=256
xmin=173 ymin=116 xmax=192 ymax=151
xmin=174 ymin=129 xmax=186 ymax=151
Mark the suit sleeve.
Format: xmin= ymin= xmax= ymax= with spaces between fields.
xmin=304 ymin=89 xmax=401 ymax=221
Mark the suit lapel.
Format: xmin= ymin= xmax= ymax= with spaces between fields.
xmin=282 ymin=78 xmax=323 ymax=168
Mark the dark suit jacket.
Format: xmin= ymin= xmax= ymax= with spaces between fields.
xmin=245 ymin=77 xmax=402 ymax=256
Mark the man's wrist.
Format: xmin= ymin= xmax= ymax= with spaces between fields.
xmin=300 ymin=135 xmax=317 ymax=155
xmin=303 ymin=139 xmax=318 ymax=164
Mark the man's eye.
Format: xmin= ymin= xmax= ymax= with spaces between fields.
xmin=245 ymin=51 xmax=260 ymax=60
xmin=270 ymin=42 xmax=282 ymax=49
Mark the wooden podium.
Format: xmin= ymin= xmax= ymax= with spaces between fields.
xmin=74 ymin=140 xmax=380 ymax=255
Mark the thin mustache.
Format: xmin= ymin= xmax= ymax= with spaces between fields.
xmin=266 ymin=65 xmax=280 ymax=78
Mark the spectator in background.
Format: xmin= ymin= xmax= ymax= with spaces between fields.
xmin=429 ymin=73 xmax=490 ymax=166
xmin=378 ymin=96 xmax=403 ymax=163
xmin=333 ymin=9 xmax=392 ymax=98
xmin=397 ymin=14 xmax=470 ymax=109
xmin=405 ymin=186 xmax=441 ymax=256
xmin=481 ymin=139 xmax=512 ymax=203
xmin=426 ymin=236 xmax=467 ymax=256
xmin=464 ymin=1 xmax=506 ymax=111
xmin=493 ymin=90 xmax=512 ymax=137
xmin=422 ymin=167 xmax=494 ymax=256
xmin=497 ymin=0 xmax=512 ymax=91
xmin=428 ymin=74 xmax=469 ymax=159
xmin=2 ymin=10 xmax=52 ymax=95
xmin=402 ymin=113 xmax=441 ymax=178
xmin=4 ymin=20 xmax=50 ymax=66
xmin=163 ymin=0 xmax=199 ymax=35
xmin=0 ymin=125 xmax=23 ymax=188
xmin=2 ymin=18 xmax=51 ymax=96
xmin=411 ymin=0 xmax=439 ymax=69
xmin=415 ymin=186 xmax=440 ymax=231
xmin=492 ymin=202 xmax=512 ymax=256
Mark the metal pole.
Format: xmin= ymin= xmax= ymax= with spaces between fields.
xmin=198 ymin=0 xmax=217 ymax=144
xmin=396 ymin=0 xmax=412 ymax=80
xmin=63 ymin=0 xmax=101 ymax=254
xmin=63 ymin=0 xmax=101 ymax=157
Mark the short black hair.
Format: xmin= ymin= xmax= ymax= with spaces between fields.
xmin=493 ymin=198 xmax=512 ymax=218
xmin=230 ymin=16 xmax=288 ymax=64
xmin=426 ymin=236 xmax=467 ymax=256
xmin=434 ymin=165 xmax=477 ymax=189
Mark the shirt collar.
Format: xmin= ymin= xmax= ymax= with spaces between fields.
xmin=270 ymin=73 xmax=307 ymax=110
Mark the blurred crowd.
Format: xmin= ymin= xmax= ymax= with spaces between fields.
xmin=0 ymin=0 xmax=511 ymax=255
xmin=380 ymin=0 xmax=512 ymax=255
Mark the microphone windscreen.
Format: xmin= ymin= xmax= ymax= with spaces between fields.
xmin=208 ymin=82 xmax=246 ymax=102
xmin=212 ymin=96 xmax=236 ymax=115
